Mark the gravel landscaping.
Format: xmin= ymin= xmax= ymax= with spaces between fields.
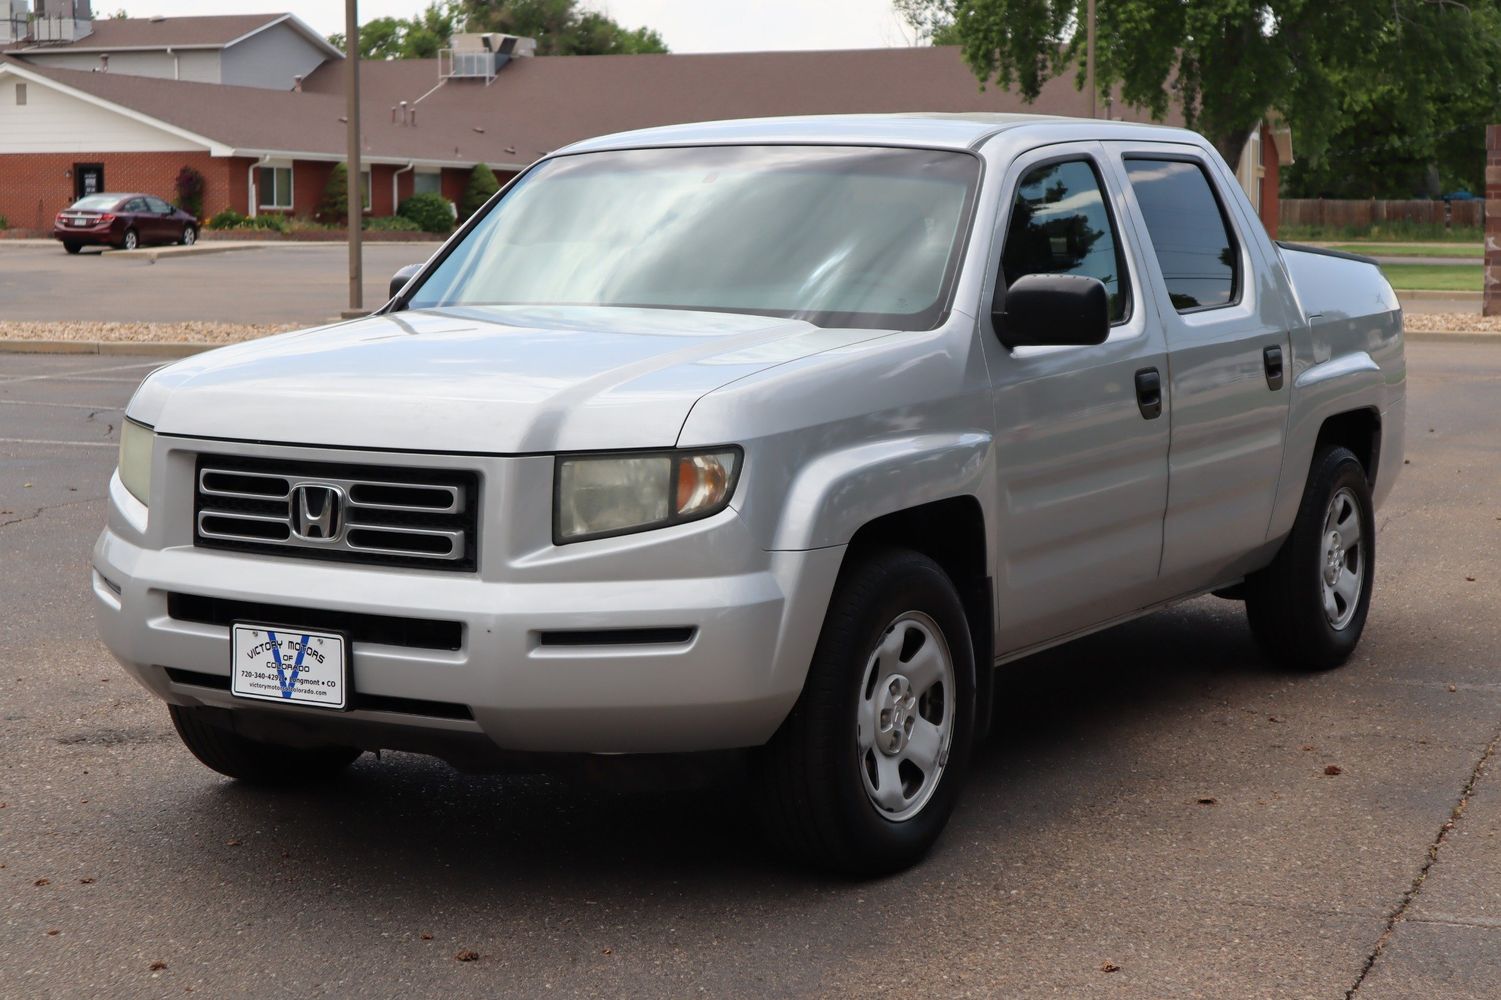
xmin=1403 ymin=312 xmax=1501 ymax=333
xmin=0 ymin=321 xmax=303 ymax=344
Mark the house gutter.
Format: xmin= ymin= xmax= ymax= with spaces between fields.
xmin=393 ymin=161 xmax=414 ymax=215
xmin=248 ymin=153 xmax=271 ymax=219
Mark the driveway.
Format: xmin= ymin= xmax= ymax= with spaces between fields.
xmin=0 ymin=241 xmax=435 ymax=326
xmin=0 ymin=343 xmax=1498 ymax=998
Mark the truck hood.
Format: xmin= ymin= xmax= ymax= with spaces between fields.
xmin=130 ymin=305 xmax=891 ymax=453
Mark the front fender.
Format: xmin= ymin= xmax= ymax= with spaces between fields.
xmin=768 ymin=432 xmax=991 ymax=551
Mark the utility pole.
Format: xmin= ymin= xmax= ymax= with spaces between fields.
xmin=345 ymin=0 xmax=363 ymax=312
xmin=1086 ymin=0 xmax=1097 ymax=118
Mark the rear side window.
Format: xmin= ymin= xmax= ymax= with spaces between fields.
xmin=1001 ymin=159 xmax=1129 ymax=323
xmin=1123 ymin=158 xmax=1239 ymax=311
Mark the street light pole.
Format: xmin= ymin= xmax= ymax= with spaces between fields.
xmin=345 ymin=0 xmax=362 ymax=312
xmin=1087 ymin=0 xmax=1097 ymax=118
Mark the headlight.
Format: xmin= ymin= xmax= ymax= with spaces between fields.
xmin=555 ymin=448 xmax=741 ymax=543
xmin=118 ymin=418 xmax=154 ymax=506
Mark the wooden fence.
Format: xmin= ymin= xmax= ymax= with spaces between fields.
xmin=1281 ymin=198 xmax=1484 ymax=230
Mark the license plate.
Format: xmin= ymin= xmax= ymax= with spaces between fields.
xmin=231 ymin=624 xmax=348 ymax=709
xmin=71 ymin=219 xmax=87 ymax=226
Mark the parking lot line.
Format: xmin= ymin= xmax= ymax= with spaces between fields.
xmin=0 ymin=436 xmax=118 ymax=448
xmin=0 ymin=398 xmax=125 ymax=411
xmin=0 ymin=360 xmax=161 ymax=385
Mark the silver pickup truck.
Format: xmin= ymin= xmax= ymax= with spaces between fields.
xmin=94 ymin=114 xmax=1404 ymax=874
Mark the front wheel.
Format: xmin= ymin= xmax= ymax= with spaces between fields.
xmin=1244 ymin=445 xmax=1376 ymax=670
xmin=181 ymin=224 xmax=197 ymax=246
xmin=755 ymin=548 xmax=976 ymax=875
xmin=168 ymin=704 xmax=363 ymax=785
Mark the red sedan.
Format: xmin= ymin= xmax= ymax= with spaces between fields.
xmin=53 ymin=193 xmax=199 ymax=254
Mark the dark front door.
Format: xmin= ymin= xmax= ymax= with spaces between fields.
xmin=74 ymin=163 xmax=104 ymax=200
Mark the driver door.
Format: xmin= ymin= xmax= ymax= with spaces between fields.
xmin=979 ymin=142 xmax=1172 ymax=654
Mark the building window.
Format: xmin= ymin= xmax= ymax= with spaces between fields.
xmin=361 ymin=168 xmax=372 ymax=212
xmin=257 ymin=166 xmax=293 ymax=210
xmin=413 ymin=171 xmax=441 ymax=196
xmin=15 ymin=83 xmax=26 ymax=106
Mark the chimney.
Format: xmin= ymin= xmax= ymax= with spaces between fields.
xmin=293 ymin=74 xmax=303 ymax=92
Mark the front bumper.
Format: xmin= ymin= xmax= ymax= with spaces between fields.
xmin=93 ymin=436 xmax=843 ymax=759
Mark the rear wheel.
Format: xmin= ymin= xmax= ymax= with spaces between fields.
xmin=121 ymin=228 xmax=138 ymax=251
xmin=181 ymin=224 xmax=197 ymax=246
xmin=755 ymin=548 xmax=976 ymax=875
xmin=62 ymin=241 xmax=82 ymax=255
xmin=1244 ymin=445 xmax=1375 ymax=670
xmin=168 ymin=704 xmax=363 ymax=785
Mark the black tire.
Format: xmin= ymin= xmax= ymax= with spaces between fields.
xmin=1244 ymin=445 xmax=1375 ymax=671
xmin=63 ymin=241 xmax=82 ymax=254
xmin=754 ymin=547 xmax=976 ymax=875
xmin=168 ymin=704 xmax=363 ymax=785
xmin=120 ymin=229 xmax=139 ymax=251
xmin=181 ymin=225 xmax=197 ymax=246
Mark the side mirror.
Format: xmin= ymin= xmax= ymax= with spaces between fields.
xmin=995 ymin=273 xmax=1110 ymax=349
xmin=389 ymin=263 xmax=423 ymax=301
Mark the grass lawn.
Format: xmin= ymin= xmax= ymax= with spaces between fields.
xmin=1380 ymin=263 xmax=1482 ymax=292
xmin=1331 ymin=243 xmax=1482 ymax=259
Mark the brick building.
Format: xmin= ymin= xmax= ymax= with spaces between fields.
xmin=0 ymin=6 xmax=1291 ymax=235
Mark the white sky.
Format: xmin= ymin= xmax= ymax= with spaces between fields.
xmin=105 ymin=1 xmax=917 ymax=52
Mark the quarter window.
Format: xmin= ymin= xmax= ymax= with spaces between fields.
xmin=257 ymin=166 xmax=293 ymax=210
xmin=1001 ymin=159 xmax=1129 ymax=323
xmin=1123 ymin=158 xmax=1239 ymax=311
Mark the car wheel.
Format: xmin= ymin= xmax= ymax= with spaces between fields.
xmin=755 ymin=547 xmax=976 ymax=875
xmin=1244 ymin=445 xmax=1376 ymax=670
xmin=168 ymin=704 xmax=363 ymax=785
xmin=121 ymin=229 xmax=138 ymax=251
xmin=63 ymin=241 xmax=82 ymax=255
xmin=181 ymin=225 xmax=197 ymax=246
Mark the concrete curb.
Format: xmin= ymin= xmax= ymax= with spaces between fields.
xmin=0 ymin=339 xmax=219 ymax=358
xmin=1397 ymin=289 xmax=1482 ymax=301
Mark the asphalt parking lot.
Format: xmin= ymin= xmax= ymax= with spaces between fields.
xmin=0 ymin=241 xmax=435 ymax=325
xmin=1 ymin=342 xmax=1499 ymax=998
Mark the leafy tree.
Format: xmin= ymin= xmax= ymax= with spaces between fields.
xmin=460 ymin=163 xmax=500 ymax=221
xmin=898 ymin=0 xmax=1501 ymax=176
xmin=329 ymin=0 xmax=666 ymax=60
xmin=316 ymin=163 xmax=349 ymax=223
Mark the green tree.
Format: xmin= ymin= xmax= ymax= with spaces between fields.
xmin=460 ymin=163 xmax=500 ymax=221
xmin=329 ymin=1 xmax=666 ymax=60
xmin=898 ymin=0 xmax=1501 ymax=175
xmin=316 ymin=163 xmax=349 ymax=223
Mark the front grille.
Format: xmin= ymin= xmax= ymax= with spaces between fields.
xmin=167 ymin=592 xmax=463 ymax=651
xmin=193 ymin=455 xmax=479 ymax=571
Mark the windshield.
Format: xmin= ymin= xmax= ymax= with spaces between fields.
xmin=69 ymin=195 xmax=120 ymax=211
xmin=407 ymin=145 xmax=981 ymax=330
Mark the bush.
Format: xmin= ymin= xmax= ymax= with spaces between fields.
xmin=398 ymin=192 xmax=455 ymax=233
xmin=174 ymin=165 xmax=205 ymax=220
xmin=316 ymin=163 xmax=349 ymax=223
xmin=460 ymin=164 xmax=499 ymax=222
xmin=0 ymin=214 xmax=9 ymax=230
xmin=364 ymin=215 xmax=422 ymax=232
xmin=205 ymin=208 xmax=288 ymax=233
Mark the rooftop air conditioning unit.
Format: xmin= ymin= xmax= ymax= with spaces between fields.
xmin=442 ymin=33 xmax=534 ymax=82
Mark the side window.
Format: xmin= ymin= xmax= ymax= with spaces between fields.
xmin=124 ymin=198 xmax=146 ymax=213
xmin=1123 ymin=158 xmax=1239 ymax=311
xmin=146 ymin=196 xmax=171 ymax=214
xmin=1001 ymin=158 xmax=1129 ymax=323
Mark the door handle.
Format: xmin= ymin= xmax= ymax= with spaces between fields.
xmin=1134 ymin=367 xmax=1162 ymax=420
xmin=1263 ymin=345 xmax=1284 ymax=390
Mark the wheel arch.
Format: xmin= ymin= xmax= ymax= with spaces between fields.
xmin=843 ymin=495 xmax=995 ymax=742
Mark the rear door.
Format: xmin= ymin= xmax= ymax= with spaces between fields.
xmin=121 ymin=198 xmax=151 ymax=241
xmin=1103 ymin=143 xmax=1293 ymax=589
xmin=979 ymin=142 xmax=1172 ymax=653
